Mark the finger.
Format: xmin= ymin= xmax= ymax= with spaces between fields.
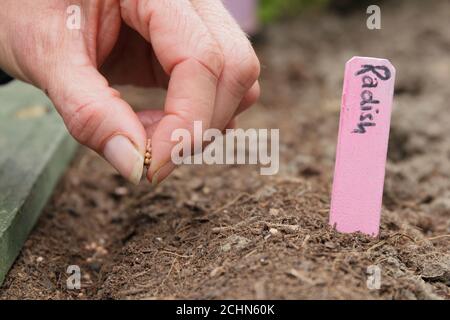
xmin=235 ymin=81 xmax=261 ymax=116
xmin=136 ymin=109 xmax=165 ymax=136
xmin=49 ymin=63 xmax=147 ymax=185
xmin=140 ymin=115 xmax=237 ymax=187
xmin=120 ymin=0 xmax=224 ymax=184
xmin=191 ymin=0 xmax=261 ymax=130
xmin=225 ymin=118 xmax=236 ymax=130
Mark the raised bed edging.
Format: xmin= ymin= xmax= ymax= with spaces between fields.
xmin=0 ymin=81 xmax=78 ymax=285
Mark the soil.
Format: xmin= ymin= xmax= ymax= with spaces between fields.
xmin=1 ymin=0 xmax=449 ymax=300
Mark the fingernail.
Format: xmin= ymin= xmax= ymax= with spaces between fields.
xmin=149 ymin=160 xmax=172 ymax=187
xmin=151 ymin=169 xmax=161 ymax=187
xmin=150 ymin=162 xmax=167 ymax=187
xmin=104 ymin=135 xmax=143 ymax=185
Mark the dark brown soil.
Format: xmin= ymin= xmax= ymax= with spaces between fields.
xmin=1 ymin=0 xmax=449 ymax=300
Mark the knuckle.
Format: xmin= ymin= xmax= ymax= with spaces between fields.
xmin=197 ymin=42 xmax=225 ymax=79
xmin=250 ymin=84 xmax=261 ymax=104
xmin=239 ymin=85 xmax=261 ymax=114
xmin=227 ymin=45 xmax=261 ymax=92
xmin=119 ymin=0 xmax=133 ymax=23
xmin=66 ymin=102 xmax=104 ymax=147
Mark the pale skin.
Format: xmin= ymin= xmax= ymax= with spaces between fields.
xmin=0 ymin=0 xmax=260 ymax=184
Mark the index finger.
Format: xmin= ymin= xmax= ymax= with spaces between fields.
xmin=120 ymin=0 xmax=224 ymax=183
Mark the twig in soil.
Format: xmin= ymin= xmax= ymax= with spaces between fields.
xmin=418 ymin=234 xmax=450 ymax=242
xmin=244 ymin=249 xmax=258 ymax=259
xmin=302 ymin=235 xmax=311 ymax=248
xmin=160 ymin=250 xmax=192 ymax=258
xmin=366 ymin=239 xmax=387 ymax=252
xmin=175 ymin=224 xmax=192 ymax=235
xmin=119 ymin=259 xmax=179 ymax=299
xmin=367 ymin=233 xmax=417 ymax=252
xmin=158 ymin=258 xmax=177 ymax=290
xmin=211 ymin=216 xmax=259 ymax=233
xmin=129 ymin=270 xmax=150 ymax=280
xmin=211 ymin=192 xmax=252 ymax=215
xmin=286 ymin=241 xmax=300 ymax=250
xmin=212 ymin=219 xmax=300 ymax=236
xmin=286 ymin=269 xmax=316 ymax=285
xmin=180 ymin=234 xmax=201 ymax=242
xmin=270 ymin=176 xmax=306 ymax=185
xmin=263 ymin=222 xmax=300 ymax=234
xmin=118 ymin=285 xmax=153 ymax=297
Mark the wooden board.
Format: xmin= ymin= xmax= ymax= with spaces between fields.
xmin=0 ymin=81 xmax=78 ymax=285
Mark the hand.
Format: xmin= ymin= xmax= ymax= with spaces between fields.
xmin=0 ymin=0 xmax=260 ymax=184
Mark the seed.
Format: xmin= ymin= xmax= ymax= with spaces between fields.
xmin=144 ymin=139 xmax=152 ymax=168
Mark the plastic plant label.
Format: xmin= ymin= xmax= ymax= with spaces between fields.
xmin=329 ymin=56 xmax=396 ymax=236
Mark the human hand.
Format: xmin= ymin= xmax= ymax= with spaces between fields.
xmin=0 ymin=0 xmax=260 ymax=184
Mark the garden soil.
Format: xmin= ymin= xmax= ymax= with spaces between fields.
xmin=1 ymin=0 xmax=449 ymax=299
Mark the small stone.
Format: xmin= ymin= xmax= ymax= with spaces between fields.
xmin=114 ymin=186 xmax=128 ymax=196
xmin=430 ymin=197 xmax=450 ymax=216
xmin=420 ymin=257 xmax=450 ymax=282
xmin=221 ymin=243 xmax=232 ymax=252
xmin=286 ymin=269 xmax=315 ymax=285
xmin=97 ymin=247 xmax=108 ymax=255
xmin=255 ymin=186 xmax=277 ymax=200
xmin=85 ymin=242 xmax=97 ymax=251
xmin=210 ymin=266 xmax=225 ymax=277
xmin=36 ymin=256 xmax=44 ymax=263
xmin=188 ymin=177 xmax=204 ymax=190
xmin=221 ymin=235 xmax=251 ymax=252
xmin=324 ymin=241 xmax=336 ymax=249
xmin=202 ymin=187 xmax=211 ymax=194
xmin=269 ymin=208 xmax=280 ymax=216
xmin=269 ymin=228 xmax=279 ymax=236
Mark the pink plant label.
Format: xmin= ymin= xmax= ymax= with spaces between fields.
xmin=329 ymin=56 xmax=396 ymax=236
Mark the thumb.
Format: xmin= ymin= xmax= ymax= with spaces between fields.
xmin=48 ymin=63 xmax=147 ymax=184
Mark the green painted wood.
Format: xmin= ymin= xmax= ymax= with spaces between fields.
xmin=0 ymin=81 xmax=78 ymax=285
